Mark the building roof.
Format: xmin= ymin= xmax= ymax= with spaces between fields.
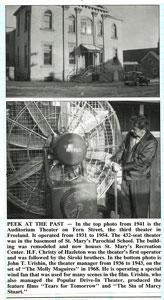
xmin=14 ymin=5 xmax=108 ymax=16
xmin=81 ymin=44 xmax=101 ymax=52
xmin=105 ymin=14 xmax=123 ymax=21
xmin=123 ymin=48 xmax=159 ymax=63
xmin=141 ymin=51 xmax=159 ymax=62
xmin=14 ymin=6 xmax=26 ymax=16
xmin=87 ymin=5 xmax=108 ymax=13
xmin=124 ymin=61 xmax=139 ymax=65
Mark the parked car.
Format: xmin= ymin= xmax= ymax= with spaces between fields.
xmin=124 ymin=71 xmax=150 ymax=86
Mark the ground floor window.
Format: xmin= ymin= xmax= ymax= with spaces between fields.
xmin=69 ymin=52 xmax=75 ymax=64
xmin=44 ymin=44 xmax=52 ymax=65
xmin=69 ymin=44 xmax=75 ymax=65
xmin=6 ymin=53 xmax=10 ymax=65
xmin=153 ymin=68 xmax=157 ymax=75
xmin=99 ymin=51 xmax=103 ymax=64
xmin=17 ymin=47 xmax=19 ymax=67
xmin=24 ymin=45 xmax=28 ymax=68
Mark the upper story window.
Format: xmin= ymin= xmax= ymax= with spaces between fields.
xmin=149 ymin=58 xmax=153 ymax=64
xmin=97 ymin=20 xmax=103 ymax=36
xmin=24 ymin=45 xmax=28 ymax=68
xmin=24 ymin=11 xmax=29 ymax=32
xmin=81 ymin=18 xmax=92 ymax=35
xmin=17 ymin=16 xmax=20 ymax=36
xmin=112 ymin=23 xmax=117 ymax=38
xmin=43 ymin=10 xmax=52 ymax=29
xmin=68 ymin=15 xmax=75 ymax=33
xmin=17 ymin=47 xmax=19 ymax=67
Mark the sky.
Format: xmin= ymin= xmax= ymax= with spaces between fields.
xmin=5 ymin=5 xmax=159 ymax=50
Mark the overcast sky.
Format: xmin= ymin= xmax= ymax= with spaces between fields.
xmin=5 ymin=5 xmax=159 ymax=50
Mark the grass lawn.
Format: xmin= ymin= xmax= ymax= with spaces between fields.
xmin=6 ymin=80 xmax=160 ymax=98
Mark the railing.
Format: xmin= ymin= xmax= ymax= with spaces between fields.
xmin=67 ymin=68 xmax=76 ymax=81
xmin=81 ymin=65 xmax=95 ymax=78
xmin=67 ymin=65 xmax=95 ymax=81
xmin=67 ymin=64 xmax=114 ymax=81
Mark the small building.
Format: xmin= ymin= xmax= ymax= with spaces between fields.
xmin=140 ymin=51 xmax=159 ymax=79
xmin=123 ymin=61 xmax=141 ymax=72
xmin=123 ymin=46 xmax=159 ymax=79
xmin=13 ymin=5 xmax=123 ymax=81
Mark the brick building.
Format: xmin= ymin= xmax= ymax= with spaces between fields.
xmin=13 ymin=5 xmax=123 ymax=81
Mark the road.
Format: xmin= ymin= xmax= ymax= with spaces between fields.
xmin=6 ymin=81 xmax=160 ymax=98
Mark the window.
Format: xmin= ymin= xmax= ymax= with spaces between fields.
xmin=97 ymin=20 xmax=103 ymax=36
xmin=69 ymin=44 xmax=75 ymax=65
xmin=113 ymin=48 xmax=118 ymax=64
xmin=112 ymin=23 xmax=117 ymax=38
xmin=6 ymin=53 xmax=10 ymax=65
xmin=69 ymin=52 xmax=75 ymax=64
xmin=153 ymin=68 xmax=157 ymax=75
xmin=149 ymin=58 xmax=153 ymax=64
xmin=6 ymin=34 xmax=10 ymax=44
xmin=17 ymin=47 xmax=19 ymax=67
xmin=24 ymin=45 xmax=28 ymax=67
xmin=17 ymin=16 xmax=20 ymax=36
xmin=44 ymin=44 xmax=52 ymax=65
xmin=81 ymin=18 xmax=92 ymax=35
xmin=99 ymin=50 xmax=103 ymax=64
xmin=25 ymin=11 xmax=28 ymax=32
xmin=69 ymin=51 xmax=75 ymax=65
xmin=68 ymin=16 xmax=75 ymax=33
xmin=43 ymin=10 xmax=52 ymax=29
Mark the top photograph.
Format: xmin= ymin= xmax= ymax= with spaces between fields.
xmin=6 ymin=5 xmax=160 ymax=98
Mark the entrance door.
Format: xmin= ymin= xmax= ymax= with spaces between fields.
xmin=85 ymin=52 xmax=93 ymax=68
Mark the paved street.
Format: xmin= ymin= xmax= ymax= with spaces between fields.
xmin=6 ymin=80 xmax=160 ymax=98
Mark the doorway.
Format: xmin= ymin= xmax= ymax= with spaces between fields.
xmin=85 ymin=52 xmax=93 ymax=68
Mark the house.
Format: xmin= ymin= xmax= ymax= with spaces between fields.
xmin=123 ymin=46 xmax=159 ymax=78
xmin=13 ymin=5 xmax=123 ymax=81
xmin=140 ymin=51 xmax=159 ymax=78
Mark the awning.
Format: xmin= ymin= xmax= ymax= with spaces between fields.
xmin=124 ymin=61 xmax=139 ymax=65
xmin=74 ymin=44 xmax=102 ymax=55
xmin=81 ymin=44 xmax=102 ymax=52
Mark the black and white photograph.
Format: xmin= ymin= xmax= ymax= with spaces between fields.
xmin=7 ymin=100 xmax=160 ymax=219
xmin=6 ymin=5 xmax=159 ymax=97
xmin=3 ymin=2 xmax=162 ymax=299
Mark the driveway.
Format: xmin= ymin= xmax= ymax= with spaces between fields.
xmin=6 ymin=80 xmax=160 ymax=98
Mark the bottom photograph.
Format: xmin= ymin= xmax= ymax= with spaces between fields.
xmin=6 ymin=100 xmax=160 ymax=219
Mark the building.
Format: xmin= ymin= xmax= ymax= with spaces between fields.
xmin=123 ymin=46 xmax=159 ymax=78
xmin=13 ymin=5 xmax=123 ymax=81
xmin=6 ymin=27 xmax=16 ymax=80
xmin=123 ymin=61 xmax=141 ymax=72
xmin=7 ymin=100 xmax=160 ymax=219
xmin=140 ymin=51 xmax=159 ymax=78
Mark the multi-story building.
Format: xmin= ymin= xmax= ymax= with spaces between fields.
xmin=13 ymin=5 xmax=123 ymax=81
